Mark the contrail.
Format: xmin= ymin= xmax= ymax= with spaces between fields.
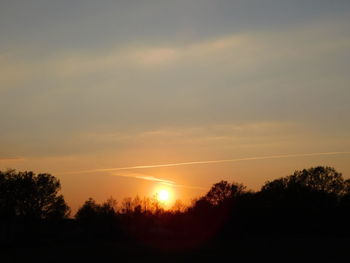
xmin=111 ymin=173 xmax=207 ymax=190
xmin=114 ymin=174 xmax=176 ymax=185
xmin=62 ymin=151 xmax=350 ymax=175
xmin=0 ymin=157 xmax=24 ymax=161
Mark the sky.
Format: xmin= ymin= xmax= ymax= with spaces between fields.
xmin=1 ymin=0 xmax=350 ymax=212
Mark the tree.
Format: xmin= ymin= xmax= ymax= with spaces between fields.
xmin=171 ymin=199 xmax=187 ymax=213
xmin=120 ymin=197 xmax=133 ymax=214
xmin=205 ymin=180 xmax=246 ymax=205
xmin=261 ymin=166 xmax=347 ymax=196
xmin=75 ymin=197 xmax=118 ymax=221
xmin=259 ymin=166 xmax=348 ymax=220
xmin=0 ymin=169 xmax=70 ymax=219
xmin=102 ymin=197 xmax=118 ymax=216
xmin=75 ymin=198 xmax=100 ymax=221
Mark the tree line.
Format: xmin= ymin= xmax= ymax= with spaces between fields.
xmin=1 ymin=166 xmax=350 ymax=247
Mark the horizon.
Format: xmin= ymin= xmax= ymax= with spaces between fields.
xmin=1 ymin=158 xmax=349 ymax=214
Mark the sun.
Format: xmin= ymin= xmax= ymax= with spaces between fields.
xmin=158 ymin=189 xmax=170 ymax=202
xmin=154 ymin=187 xmax=174 ymax=207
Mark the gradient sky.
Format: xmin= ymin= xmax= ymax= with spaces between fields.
xmin=1 ymin=0 xmax=350 ymax=212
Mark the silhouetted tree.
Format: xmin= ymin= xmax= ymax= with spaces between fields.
xmin=205 ymin=180 xmax=246 ymax=205
xmin=340 ymin=179 xmax=350 ymax=205
xmin=0 ymin=169 xmax=70 ymax=220
xmin=257 ymin=166 xmax=350 ymax=234
xmin=261 ymin=166 xmax=347 ymax=196
xmin=120 ymin=197 xmax=133 ymax=214
xmin=75 ymin=198 xmax=101 ymax=221
xmin=171 ymin=199 xmax=187 ymax=213
xmin=76 ymin=197 xmax=118 ymax=221
xmin=259 ymin=166 xmax=348 ymax=211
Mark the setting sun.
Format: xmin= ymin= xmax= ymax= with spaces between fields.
xmin=154 ymin=187 xmax=174 ymax=206
xmin=158 ymin=189 xmax=170 ymax=202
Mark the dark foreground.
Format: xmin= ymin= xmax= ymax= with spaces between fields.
xmin=2 ymin=236 xmax=350 ymax=263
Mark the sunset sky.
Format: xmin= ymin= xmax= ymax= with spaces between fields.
xmin=1 ymin=1 xmax=350 ymax=212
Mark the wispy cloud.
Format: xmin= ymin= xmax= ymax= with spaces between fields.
xmin=0 ymin=157 xmax=24 ymax=162
xmin=62 ymin=151 xmax=350 ymax=175
xmin=111 ymin=173 xmax=207 ymax=190
xmin=114 ymin=173 xmax=176 ymax=185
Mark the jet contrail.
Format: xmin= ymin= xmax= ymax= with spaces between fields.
xmin=111 ymin=173 xmax=207 ymax=190
xmin=0 ymin=157 xmax=24 ymax=161
xmin=62 ymin=151 xmax=350 ymax=175
xmin=114 ymin=174 xmax=176 ymax=185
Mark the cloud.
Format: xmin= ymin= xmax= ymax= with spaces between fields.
xmin=0 ymin=19 xmax=349 ymax=158
xmin=133 ymin=48 xmax=177 ymax=67
xmin=63 ymin=151 xmax=350 ymax=174
xmin=110 ymin=172 xmax=207 ymax=190
xmin=114 ymin=173 xmax=176 ymax=185
xmin=0 ymin=157 xmax=24 ymax=162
